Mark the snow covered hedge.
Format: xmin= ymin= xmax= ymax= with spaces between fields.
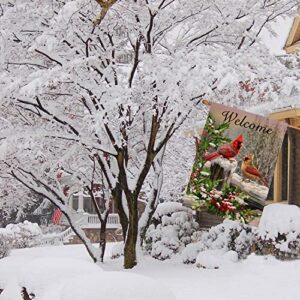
xmin=144 ymin=203 xmax=199 ymax=260
xmin=180 ymin=204 xmax=300 ymax=267
xmin=111 ymin=242 xmax=124 ymax=259
xmin=0 ymin=239 xmax=10 ymax=259
xmin=0 ymin=221 xmax=43 ymax=251
xmin=182 ymin=220 xmax=255 ymax=265
xmin=255 ymin=204 xmax=300 ymax=260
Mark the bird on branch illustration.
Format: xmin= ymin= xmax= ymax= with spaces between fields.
xmin=241 ymin=153 xmax=269 ymax=187
xmin=93 ymin=0 xmax=118 ymax=26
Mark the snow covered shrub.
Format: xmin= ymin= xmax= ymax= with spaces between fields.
xmin=40 ymin=224 xmax=65 ymax=235
xmin=182 ymin=219 xmax=256 ymax=264
xmin=144 ymin=203 xmax=199 ymax=260
xmin=255 ymin=204 xmax=300 ymax=260
xmin=0 ymin=221 xmax=43 ymax=249
xmin=111 ymin=242 xmax=124 ymax=259
xmin=195 ymin=249 xmax=238 ymax=269
xmin=0 ymin=237 xmax=10 ymax=259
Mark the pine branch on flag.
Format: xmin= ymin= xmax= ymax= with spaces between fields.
xmin=52 ymin=208 xmax=62 ymax=225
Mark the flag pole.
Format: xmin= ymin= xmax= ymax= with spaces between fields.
xmin=202 ymin=99 xmax=212 ymax=106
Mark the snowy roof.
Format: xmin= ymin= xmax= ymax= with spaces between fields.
xmin=269 ymin=106 xmax=300 ymax=120
xmin=259 ymin=4 xmax=300 ymax=55
xmin=246 ymin=96 xmax=300 ymax=117
xmin=260 ymin=16 xmax=295 ymax=55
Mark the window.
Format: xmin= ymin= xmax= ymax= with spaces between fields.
xmin=73 ymin=195 xmax=78 ymax=211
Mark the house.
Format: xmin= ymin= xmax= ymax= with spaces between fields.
xmin=185 ymin=10 xmax=300 ymax=209
xmin=284 ymin=7 xmax=300 ymax=54
xmin=262 ymin=6 xmax=300 ymax=205
xmin=268 ymin=109 xmax=300 ymax=206
xmin=262 ymin=6 xmax=300 ymax=55
xmin=52 ymin=172 xmax=146 ymax=244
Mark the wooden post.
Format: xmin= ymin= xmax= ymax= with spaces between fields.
xmin=273 ymin=149 xmax=283 ymax=202
xmin=77 ymin=191 xmax=84 ymax=212
xmin=287 ymin=127 xmax=300 ymax=206
xmin=209 ymin=158 xmax=237 ymax=190
xmin=69 ymin=195 xmax=74 ymax=209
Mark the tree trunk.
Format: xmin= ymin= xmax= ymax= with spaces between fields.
xmin=139 ymin=172 xmax=161 ymax=247
xmin=99 ymin=215 xmax=108 ymax=263
xmin=64 ymin=213 xmax=99 ymax=263
xmin=124 ymin=195 xmax=138 ymax=269
xmin=112 ymin=184 xmax=128 ymax=241
xmin=21 ymin=287 xmax=32 ymax=300
xmin=139 ymin=210 xmax=154 ymax=247
xmin=139 ymin=147 xmax=165 ymax=247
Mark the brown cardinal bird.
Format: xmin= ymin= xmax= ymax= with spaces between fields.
xmin=203 ymin=134 xmax=243 ymax=161
xmin=241 ymin=154 xmax=269 ymax=187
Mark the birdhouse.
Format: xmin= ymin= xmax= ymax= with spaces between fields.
xmin=268 ymin=108 xmax=300 ymax=205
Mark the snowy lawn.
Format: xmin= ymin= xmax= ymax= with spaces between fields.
xmin=0 ymin=243 xmax=300 ymax=300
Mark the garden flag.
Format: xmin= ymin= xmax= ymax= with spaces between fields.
xmin=188 ymin=102 xmax=288 ymax=223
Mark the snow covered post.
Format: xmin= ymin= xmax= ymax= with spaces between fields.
xmin=68 ymin=196 xmax=73 ymax=210
xmin=77 ymin=190 xmax=84 ymax=213
xmin=209 ymin=157 xmax=238 ymax=190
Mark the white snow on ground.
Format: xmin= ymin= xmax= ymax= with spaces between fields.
xmin=1 ymin=242 xmax=300 ymax=300
xmin=0 ymin=244 xmax=175 ymax=300
xmin=60 ymin=272 xmax=174 ymax=300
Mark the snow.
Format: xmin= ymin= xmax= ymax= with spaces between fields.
xmin=182 ymin=194 xmax=198 ymax=209
xmin=231 ymin=173 xmax=268 ymax=201
xmin=258 ymin=204 xmax=300 ymax=239
xmin=182 ymin=220 xmax=255 ymax=264
xmin=1 ymin=256 xmax=174 ymax=300
xmin=110 ymin=241 xmax=124 ymax=258
xmin=145 ymin=208 xmax=199 ymax=260
xmin=0 ymin=244 xmax=175 ymax=300
xmin=0 ymin=221 xmax=42 ymax=249
xmin=1 ymin=243 xmax=300 ymax=300
xmin=61 ymin=273 xmax=174 ymax=300
xmin=196 ymin=249 xmax=238 ymax=269
xmin=210 ymin=156 xmax=238 ymax=173
xmin=0 ymin=221 xmax=42 ymax=237
xmin=14 ymin=257 xmax=103 ymax=298
xmin=1 ymin=0 xmax=300 ymax=298
xmin=153 ymin=202 xmax=191 ymax=218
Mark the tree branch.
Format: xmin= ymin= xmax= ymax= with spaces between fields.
xmin=35 ymin=49 xmax=63 ymax=66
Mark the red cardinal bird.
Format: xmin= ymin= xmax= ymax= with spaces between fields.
xmin=203 ymin=134 xmax=243 ymax=161
xmin=241 ymin=154 xmax=269 ymax=187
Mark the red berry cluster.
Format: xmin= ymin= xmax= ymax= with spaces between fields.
xmin=207 ymin=191 xmax=240 ymax=213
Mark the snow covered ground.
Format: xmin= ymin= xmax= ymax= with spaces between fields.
xmin=1 ymin=242 xmax=300 ymax=300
